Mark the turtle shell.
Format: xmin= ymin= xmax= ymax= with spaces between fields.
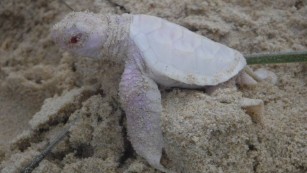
xmin=130 ymin=15 xmax=246 ymax=86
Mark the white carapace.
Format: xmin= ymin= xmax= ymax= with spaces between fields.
xmin=51 ymin=12 xmax=276 ymax=173
xmin=130 ymin=15 xmax=246 ymax=87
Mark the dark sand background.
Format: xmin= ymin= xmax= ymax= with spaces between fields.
xmin=0 ymin=0 xmax=306 ymax=172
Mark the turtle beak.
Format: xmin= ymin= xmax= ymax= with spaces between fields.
xmin=50 ymin=26 xmax=67 ymax=49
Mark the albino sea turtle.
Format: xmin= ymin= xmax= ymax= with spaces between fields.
xmin=51 ymin=12 xmax=276 ymax=172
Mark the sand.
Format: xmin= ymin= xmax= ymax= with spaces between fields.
xmin=0 ymin=0 xmax=306 ymax=172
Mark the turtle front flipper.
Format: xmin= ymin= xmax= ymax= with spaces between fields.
xmin=119 ymin=61 xmax=170 ymax=172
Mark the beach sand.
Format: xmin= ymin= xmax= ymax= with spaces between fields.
xmin=0 ymin=0 xmax=306 ymax=172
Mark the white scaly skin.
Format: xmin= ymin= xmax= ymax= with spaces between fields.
xmin=52 ymin=12 xmax=170 ymax=172
xmin=51 ymin=12 xmax=275 ymax=173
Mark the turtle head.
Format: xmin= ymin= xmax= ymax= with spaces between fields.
xmin=51 ymin=12 xmax=108 ymax=58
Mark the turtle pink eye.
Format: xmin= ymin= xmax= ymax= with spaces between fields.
xmin=70 ymin=36 xmax=79 ymax=43
xmin=69 ymin=33 xmax=82 ymax=44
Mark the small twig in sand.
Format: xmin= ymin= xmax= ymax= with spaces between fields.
xmin=22 ymin=127 xmax=70 ymax=173
xmin=59 ymin=0 xmax=74 ymax=11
